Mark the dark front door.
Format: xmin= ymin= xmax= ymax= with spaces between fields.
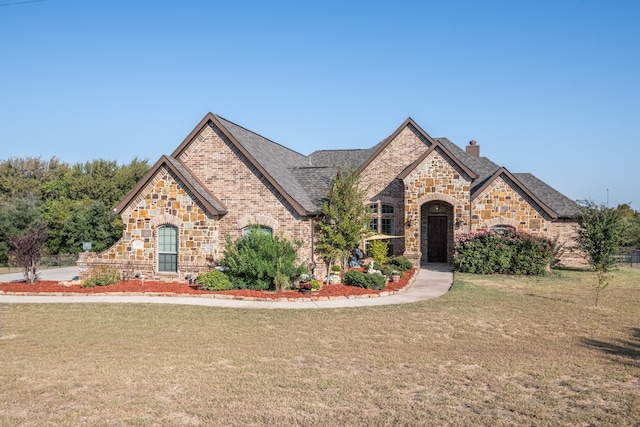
xmin=428 ymin=216 xmax=447 ymax=262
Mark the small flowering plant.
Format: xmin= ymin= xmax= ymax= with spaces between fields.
xmin=309 ymin=279 xmax=321 ymax=291
xmin=299 ymin=278 xmax=321 ymax=291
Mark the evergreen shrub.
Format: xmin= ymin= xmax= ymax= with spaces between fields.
xmin=387 ymin=256 xmax=413 ymax=272
xmin=221 ymin=225 xmax=302 ymax=291
xmin=195 ymin=270 xmax=233 ymax=291
xmin=82 ymin=265 xmax=121 ymax=287
xmin=344 ymin=270 xmax=387 ymax=290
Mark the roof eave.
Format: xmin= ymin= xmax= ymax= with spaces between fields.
xmin=397 ymin=141 xmax=478 ymax=181
xmin=113 ymin=155 xmax=228 ymax=217
xmin=472 ymin=167 xmax=558 ymax=220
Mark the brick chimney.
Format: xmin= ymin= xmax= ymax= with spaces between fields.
xmin=466 ymin=140 xmax=480 ymax=157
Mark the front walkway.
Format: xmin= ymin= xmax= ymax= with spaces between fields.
xmin=0 ymin=264 xmax=453 ymax=309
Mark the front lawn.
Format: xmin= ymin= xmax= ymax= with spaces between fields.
xmin=0 ymin=267 xmax=638 ymax=426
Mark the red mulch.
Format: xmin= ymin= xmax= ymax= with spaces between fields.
xmin=0 ymin=269 xmax=415 ymax=300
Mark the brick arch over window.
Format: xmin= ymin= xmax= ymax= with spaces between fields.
xmin=416 ymin=192 xmax=461 ymax=207
xmin=150 ymin=213 xmax=183 ymax=228
xmin=237 ymin=214 xmax=279 ymax=233
xmin=484 ymin=217 xmax=520 ymax=229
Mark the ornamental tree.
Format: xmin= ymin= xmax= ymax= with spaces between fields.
xmin=575 ymin=200 xmax=627 ymax=306
xmin=316 ymin=167 xmax=372 ymax=277
xmin=9 ymin=222 xmax=48 ymax=284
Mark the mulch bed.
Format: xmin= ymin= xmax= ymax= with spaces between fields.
xmin=0 ymin=269 xmax=416 ymax=300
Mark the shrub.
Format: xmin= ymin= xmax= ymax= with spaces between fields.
xmin=344 ymin=270 xmax=387 ymax=290
xmin=453 ymin=230 xmax=554 ymax=275
xmin=82 ymin=265 xmax=121 ymax=288
xmin=368 ymin=240 xmax=388 ymax=265
xmin=195 ymin=270 xmax=233 ymax=291
xmin=387 ymin=256 xmax=413 ymax=272
xmin=331 ymin=264 xmax=342 ymax=273
xmin=221 ymin=225 xmax=302 ymax=291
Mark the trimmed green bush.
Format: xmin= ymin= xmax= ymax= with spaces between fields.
xmin=221 ymin=225 xmax=302 ymax=291
xmin=195 ymin=270 xmax=233 ymax=291
xmin=344 ymin=270 xmax=387 ymax=290
xmin=453 ymin=230 xmax=554 ymax=275
xmin=387 ymin=255 xmax=413 ymax=272
xmin=82 ymin=265 xmax=121 ymax=288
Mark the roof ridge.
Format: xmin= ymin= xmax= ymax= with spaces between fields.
xmin=214 ymin=114 xmax=306 ymax=158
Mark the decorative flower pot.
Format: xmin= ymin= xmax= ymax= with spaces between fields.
xmin=301 ymin=288 xmax=320 ymax=295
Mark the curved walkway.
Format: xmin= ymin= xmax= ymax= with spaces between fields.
xmin=0 ymin=264 xmax=453 ymax=309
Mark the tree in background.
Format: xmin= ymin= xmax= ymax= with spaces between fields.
xmin=0 ymin=156 xmax=149 ymax=263
xmin=0 ymin=197 xmax=43 ymax=265
xmin=9 ymin=222 xmax=48 ymax=284
xmin=615 ymin=203 xmax=640 ymax=250
xmin=0 ymin=157 xmax=67 ymax=201
xmin=575 ymin=200 xmax=628 ymax=306
xmin=316 ymin=167 xmax=372 ymax=277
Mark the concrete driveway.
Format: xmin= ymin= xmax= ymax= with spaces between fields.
xmin=0 ymin=264 xmax=453 ymax=309
xmin=0 ymin=266 xmax=80 ymax=282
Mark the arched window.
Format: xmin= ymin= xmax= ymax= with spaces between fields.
xmin=242 ymin=225 xmax=273 ymax=237
xmin=491 ymin=224 xmax=515 ymax=234
xmin=158 ymin=225 xmax=178 ymax=272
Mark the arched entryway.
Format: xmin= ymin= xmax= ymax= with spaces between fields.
xmin=420 ymin=201 xmax=454 ymax=264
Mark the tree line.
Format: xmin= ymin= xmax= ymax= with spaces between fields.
xmin=0 ymin=156 xmax=150 ymax=266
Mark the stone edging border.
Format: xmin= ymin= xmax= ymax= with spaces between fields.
xmin=0 ymin=271 xmax=417 ymax=302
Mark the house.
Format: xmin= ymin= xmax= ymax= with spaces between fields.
xmin=79 ymin=113 xmax=581 ymax=281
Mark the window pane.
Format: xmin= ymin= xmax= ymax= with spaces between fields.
xmin=242 ymin=226 xmax=273 ymax=237
xmin=158 ymin=253 xmax=177 ymax=272
xmin=381 ymin=204 xmax=394 ymax=214
xmin=381 ymin=218 xmax=394 ymax=235
xmin=370 ymin=204 xmax=378 ymax=214
xmin=159 ymin=226 xmax=177 ymax=252
xmin=158 ymin=226 xmax=178 ymax=272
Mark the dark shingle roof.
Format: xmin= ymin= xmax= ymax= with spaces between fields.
xmin=289 ymin=166 xmax=338 ymax=208
xmin=308 ymin=148 xmax=377 ymax=169
xmin=436 ymin=137 xmax=577 ymax=217
xmin=215 ymin=115 xmax=320 ymax=213
xmin=208 ymin=114 xmax=578 ymax=219
xmin=512 ymin=173 xmax=580 ymax=218
xmin=435 ymin=138 xmax=500 ymax=191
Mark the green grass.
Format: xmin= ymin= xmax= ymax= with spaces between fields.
xmin=0 ymin=267 xmax=638 ymax=426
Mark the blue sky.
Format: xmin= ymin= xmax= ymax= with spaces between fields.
xmin=1 ymin=0 xmax=638 ymax=209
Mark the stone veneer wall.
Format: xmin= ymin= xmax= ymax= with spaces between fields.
xmin=403 ymin=149 xmax=472 ymax=265
xmin=81 ymin=166 xmax=220 ymax=282
xmin=471 ymin=176 xmax=550 ymax=234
